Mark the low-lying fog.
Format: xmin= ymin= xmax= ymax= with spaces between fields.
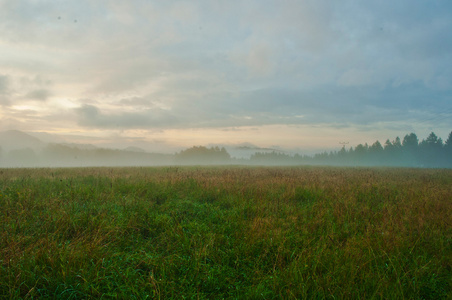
xmin=1 ymin=130 xmax=451 ymax=168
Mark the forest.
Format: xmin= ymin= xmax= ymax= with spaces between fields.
xmin=0 ymin=131 xmax=451 ymax=168
xmin=249 ymin=131 xmax=452 ymax=168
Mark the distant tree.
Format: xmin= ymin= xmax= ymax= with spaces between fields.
xmin=370 ymin=140 xmax=383 ymax=152
xmin=419 ymin=132 xmax=444 ymax=167
xmin=337 ymin=145 xmax=347 ymax=163
xmin=353 ymin=143 xmax=368 ymax=164
xmin=382 ymin=139 xmax=399 ymax=165
xmin=422 ymin=132 xmax=443 ymax=148
xmin=250 ymin=151 xmax=295 ymax=165
xmin=369 ymin=140 xmax=384 ymax=165
xmin=311 ymin=151 xmax=329 ymax=164
xmin=402 ymin=133 xmax=419 ymax=149
xmin=356 ymin=143 xmax=368 ymax=153
xmin=301 ymin=131 xmax=451 ymax=168
xmin=445 ymin=131 xmax=452 ymax=151
xmin=400 ymin=133 xmax=419 ymax=166
xmin=219 ymin=147 xmax=230 ymax=161
xmin=384 ymin=139 xmax=393 ymax=151
xmin=176 ymin=146 xmax=231 ymax=165
xmin=445 ymin=131 xmax=452 ymax=167
xmin=392 ymin=137 xmax=402 ymax=149
xmin=420 ymin=132 xmax=443 ymax=153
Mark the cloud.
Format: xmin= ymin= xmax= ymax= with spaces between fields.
xmin=0 ymin=73 xmax=54 ymax=106
xmin=25 ymin=89 xmax=51 ymax=101
xmin=0 ymin=75 xmax=8 ymax=93
xmin=1 ymin=1 xmax=451 ymax=148
xmin=75 ymin=104 xmax=180 ymax=129
xmin=72 ymin=80 xmax=451 ymax=132
xmin=0 ymin=75 xmax=10 ymax=105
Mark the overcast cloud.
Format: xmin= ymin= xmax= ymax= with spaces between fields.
xmin=0 ymin=0 xmax=451 ymax=150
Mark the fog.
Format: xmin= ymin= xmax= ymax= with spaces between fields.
xmin=1 ymin=130 xmax=451 ymax=168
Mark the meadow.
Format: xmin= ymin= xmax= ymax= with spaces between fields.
xmin=0 ymin=166 xmax=451 ymax=299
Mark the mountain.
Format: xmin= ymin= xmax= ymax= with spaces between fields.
xmin=0 ymin=130 xmax=175 ymax=167
xmin=0 ymin=130 xmax=44 ymax=152
xmin=27 ymin=131 xmax=67 ymax=144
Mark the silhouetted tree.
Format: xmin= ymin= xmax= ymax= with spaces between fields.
xmin=383 ymin=139 xmax=398 ymax=165
xmin=307 ymin=131 xmax=450 ymax=168
xmin=402 ymin=133 xmax=419 ymax=149
xmin=370 ymin=140 xmax=383 ymax=151
xmin=419 ymin=132 xmax=444 ymax=167
xmin=392 ymin=136 xmax=402 ymax=149
xmin=176 ymin=146 xmax=231 ymax=165
xmin=250 ymin=151 xmax=294 ymax=165
xmin=353 ymin=143 xmax=368 ymax=164
xmin=369 ymin=140 xmax=384 ymax=164
xmin=423 ymin=132 xmax=443 ymax=148
xmin=336 ymin=145 xmax=349 ymax=164
xmin=384 ymin=139 xmax=393 ymax=151
xmin=445 ymin=131 xmax=452 ymax=167
xmin=401 ymin=133 xmax=419 ymax=166
xmin=445 ymin=131 xmax=452 ymax=147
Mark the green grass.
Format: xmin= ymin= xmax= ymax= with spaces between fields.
xmin=0 ymin=166 xmax=451 ymax=299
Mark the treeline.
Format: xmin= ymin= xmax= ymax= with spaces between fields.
xmin=169 ymin=131 xmax=452 ymax=168
xmin=250 ymin=131 xmax=452 ymax=168
xmin=0 ymin=131 xmax=451 ymax=168
xmin=175 ymin=146 xmax=230 ymax=165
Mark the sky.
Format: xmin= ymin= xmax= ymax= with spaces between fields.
xmin=0 ymin=0 xmax=451 ymax=153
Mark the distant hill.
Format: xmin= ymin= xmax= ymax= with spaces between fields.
xmin=0 ymin=130 xmax=44 ymax=151
xmin=26 ymin=131 xmax=67 ymax=144
xmin=60 ymin=143 xmax=98 ymax=150
xmin=0 ymin=129 xmax=174 ymax=167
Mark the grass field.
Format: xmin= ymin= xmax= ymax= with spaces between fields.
xmin=0 ymin=166 xmax=451 ymax=299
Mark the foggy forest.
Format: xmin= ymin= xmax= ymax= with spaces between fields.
xmin=1 ymin=130 xmax=451 ymax=168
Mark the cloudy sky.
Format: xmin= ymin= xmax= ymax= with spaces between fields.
xmin=1 ymin=0 xmax=451 ymax=152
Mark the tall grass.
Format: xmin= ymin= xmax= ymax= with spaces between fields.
xmin=0 ymin=166 xmax=451 ymax=298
